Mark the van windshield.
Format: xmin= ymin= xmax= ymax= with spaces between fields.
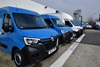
xmin=51 ymin=18 xmax=65 ymax=27
xmin=71 ymin=20 xmax=79 ymax=26
xmin=13 ymin=13 xmax=48 ymax=29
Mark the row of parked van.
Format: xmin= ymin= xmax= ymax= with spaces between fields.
xmin=0 ymin=6 xmax=84 ymax=67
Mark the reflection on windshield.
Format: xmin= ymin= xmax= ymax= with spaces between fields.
xmin=51 ymin=18 xmax=65 ymax=27
xmin=13 ymin=13 xmax=48 ymax=29
xmin=71 ymin=20 xmax=79 ymax=26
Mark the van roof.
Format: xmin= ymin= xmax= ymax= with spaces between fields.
xmin=0 ymin=0 xmax=56 ymax=14
xmin=0 ymin=6 xmax=39 ymax=16
xmin=48 ymin=13 xmax=73 ymax=20
xmin=41 ymin=14 xmax=59 ymax=19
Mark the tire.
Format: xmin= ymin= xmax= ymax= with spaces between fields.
xmin=13 ymin=49 xmax=25 ymax=67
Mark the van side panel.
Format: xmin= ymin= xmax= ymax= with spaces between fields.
xmin=0 ymin=9 xmax=6 ymax=33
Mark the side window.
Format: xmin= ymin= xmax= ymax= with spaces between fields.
xmin=65 ymin=21 xmax=72 ymax=27
xmin=4 ymin=14 xmax=12 ymax=26
xmin=44 ymin=19 xmax=53 ymax=27
xmin=2 ymin=14 xmax=13 ymax=32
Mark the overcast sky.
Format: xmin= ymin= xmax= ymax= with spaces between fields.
xmin=33 ymin=0 xmax=100 ymax=21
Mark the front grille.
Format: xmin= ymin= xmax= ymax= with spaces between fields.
xmin=39 ymin=36 xmax=57 ymax=51
xmin=65 ymin=32 xmax=73 ymax=39
xmin=80 ymin=29 xmax=83 ymax=35
xmin=68 ymin=32 xmax=73 ymax=37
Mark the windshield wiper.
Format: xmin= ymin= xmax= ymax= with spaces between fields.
xmin=20 ymin=26 xmax=48 ymax=29
xmin=40 ymin=26 xmax=48 ymax=28
xmin=57 ymin=25 xmax=65 ymax=27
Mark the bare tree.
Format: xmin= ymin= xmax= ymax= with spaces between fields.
xmin=73 ymin=9 xmax=81 ymax=20
xmin=87 ymin=16 xmax=95 ymax=26
xmin=99 ymin=14 xmax=100 ymax=21
xmin=87 ymin=16 xmax=94 ymax=23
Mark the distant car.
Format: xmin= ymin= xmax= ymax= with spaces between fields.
xmin=92 ymin=21 xmax=100 ymax=30
xmin=86 ymin=24 xmax=92 ymax=29
xmin=95 ymin=25 xmax=100 ymax=30
xmin=93 ymin=21 xmax=100 ymax=30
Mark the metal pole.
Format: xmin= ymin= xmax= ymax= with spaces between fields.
xmin=81 ymin=16 xmax=82 ymax=27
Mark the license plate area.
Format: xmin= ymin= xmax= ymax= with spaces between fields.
xmin=48 ymin=47 xmax=56 ymax=55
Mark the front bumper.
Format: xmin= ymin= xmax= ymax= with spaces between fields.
xmin=59 ymin=32 xmax=73 ymax=43
xmin=21 ymin=36 xmax=59 ymax=65
xmin=74 ymin=29 xmax=84 ymax=38
xmin=79 ymin=29 xmax=84 ymax=35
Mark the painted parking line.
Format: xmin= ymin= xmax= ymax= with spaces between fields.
xmin=50 ymin=34 xmax=85 ymax=67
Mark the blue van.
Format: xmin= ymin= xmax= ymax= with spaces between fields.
xmin=0 ymin=6 xmax=59 ymax=67
xmin=41 ymin=14 xmax=73 ymax=44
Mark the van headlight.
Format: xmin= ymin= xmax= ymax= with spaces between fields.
xmin=77 ymin=28 xmax=81 ymax=30
xmin=24 ymin=37 xmax=40 ymax=45
xmin=61 ymin=30 xmax=68 ymax=34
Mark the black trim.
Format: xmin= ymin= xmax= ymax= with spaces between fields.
xmin=39 ymin=36 xmax=58 ymax=50
xmin=21 ymin=43 xmax=58 ymax=65
xmin=74 ymin=29 xmax=84 ymax=38
xmin=59 ymin=32 xmax=73 ymax=44
xmin=0 ymin=43 xmax=8 ymax=49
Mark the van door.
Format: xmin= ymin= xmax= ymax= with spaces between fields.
xmin=1 ymin=14 xmax=14 ymax=53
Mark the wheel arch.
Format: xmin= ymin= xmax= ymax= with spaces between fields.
xmin=11 ymin=46 xmax=20 ymax=60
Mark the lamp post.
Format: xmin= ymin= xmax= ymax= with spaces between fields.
xmin=99 ymin=14 xmax=100 ymax=21
xmin=80 ymin=16 xmax=82 ymax=27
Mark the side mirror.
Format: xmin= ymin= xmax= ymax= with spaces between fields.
xmin=3 ymin=23 xmax=9 ymax=32
xmin=2 ymin=22 xmax=14 ymax=32
xmin=69 ymin=24 xmax=73 ymax=27
xmin=9 ymin=25 xmax=14 ymax=32
xmin=49 ymin=24 xmax=54 ymax=28
xmin=65 ymin=25 xmax=68 ymax=27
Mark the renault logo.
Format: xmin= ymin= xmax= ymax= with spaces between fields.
xmin=51 ymin=37 xmax=54 ymax=42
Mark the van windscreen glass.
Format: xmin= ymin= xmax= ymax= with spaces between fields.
xmin=51 ymin=18 xmax=65 ymax=27
xmin=71 ymin=20 xmax=79 ymax=26
xmin=13 ymin=13 xmax=48 ymax=29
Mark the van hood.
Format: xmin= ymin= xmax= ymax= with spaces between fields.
xmin=20 ymin=28 xmax=58 ymax=39
xmin=72 ymin=26 xmax=83 ymax=32
xmin=59 ymin=27 xmax=73 ymax=32
xmin=74 ymin=26 xmax=83 ymax=29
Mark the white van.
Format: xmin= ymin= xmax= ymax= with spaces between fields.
xmin=49 ymin=13 xmax=83 ymax=38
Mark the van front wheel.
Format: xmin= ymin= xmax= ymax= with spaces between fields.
xmin=13 ymin=49 xmax=25 ymax=67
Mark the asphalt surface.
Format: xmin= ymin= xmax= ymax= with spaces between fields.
xmin=81 ymin=29 xmax=100 ymax=46
xmin=0 ymin=50 xmax=16 ymax=67
xmin=63 ymin=43 xmax=100 ymax=67
xmin=63 ymin=29 xmax=100 ymax=67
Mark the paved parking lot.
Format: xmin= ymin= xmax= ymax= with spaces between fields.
xmin=0 ymin=29 xmax=100 ymax=67
xmin=63 ymin=29 xmax=100 ymax=67
xmin=81 ymin=29 xmax=100 ymax=46
xmin=0 ymin=50 xmax=16 ymax=67
xmin=63 ymin=43 xmax=100 ymax=67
